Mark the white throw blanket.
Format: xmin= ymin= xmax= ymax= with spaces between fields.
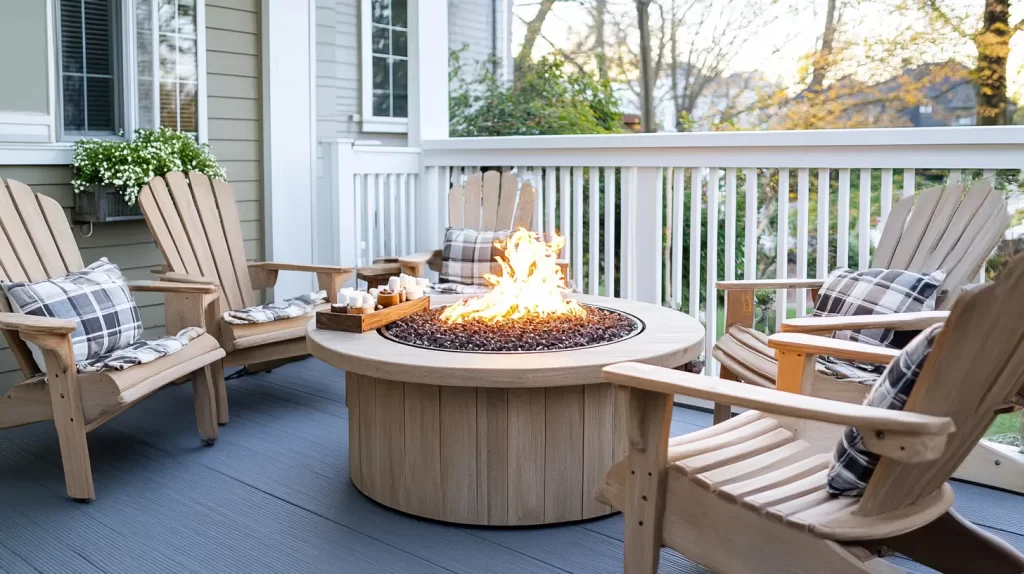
xmin=223 ymin=291 xmax=327 ymax=325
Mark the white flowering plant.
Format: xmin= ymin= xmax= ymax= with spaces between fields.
xmin=71 ymin=128 xmax=226 ymax=206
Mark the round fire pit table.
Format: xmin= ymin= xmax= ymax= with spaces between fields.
xmin=306 ymin=294 xmax=703 ymax=526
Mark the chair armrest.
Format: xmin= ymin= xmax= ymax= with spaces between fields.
xmin=604 ymin=362 xmax=954 ymax=442
xmin=128 ymin=280 xmax=219 ymax=295
xmin=781 ymin=311 xmax=949 ymax=335
xmin=398 ymin=250 xmax=442 ymax=277
xmin=716 ymin=278 xmax=825 ymax=291
xmin=152 ymin=271 xmax=219 ymax=285
xmin=248 ymin=262 xmax=353 ymax=274
xmin=0 ymin=312 xmax=77 ymax=335
xmin=768 ymin=332 xmax=899 ymax=365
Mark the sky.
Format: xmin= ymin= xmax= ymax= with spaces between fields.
xmin=511 ymin=0 xmax=1024 ymax=101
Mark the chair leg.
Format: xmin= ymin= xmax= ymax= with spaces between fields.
xmin=211 ymin=359 xmax=229 ymax=425
xmin=42 ymin=358 xmax=95 ymax=501
xmin=193 ymin=366 xmax=219 ymax=446
xmin=872 ymin=509 xmax=1024 ymax=574
xmin=623 ymin=389 xmax=673 ymax=574
xmin=713 ymin=366 xmax=739 ymax=424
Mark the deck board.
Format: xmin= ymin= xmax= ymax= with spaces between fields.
xmin=0 ymin=358 xmax=1021 ymax=574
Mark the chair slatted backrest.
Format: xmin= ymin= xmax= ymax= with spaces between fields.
xmin=0 ymin=178 xmax=86 ymax=376
xmin=448 ymin=171 xmax=535 ymax=232
xmin=871 ymin=180 xmax=1008 ymax=308
xmin=858 ymin=254 xmax=1024 ymax=517
xmin=138 ymin=172 xmax=255 ymax=312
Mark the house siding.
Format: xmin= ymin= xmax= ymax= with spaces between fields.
xmin=0 ymin=0 xmax=264 ymax=392
xmin=315 ymin=0 xmax=502 ymax=145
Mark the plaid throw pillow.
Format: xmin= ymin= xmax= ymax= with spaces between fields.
xmin=2 ymin=258 xmax=143 ymax=363
xmin=827 ymin=324 xmax=942 ymax=497
xmin=813 ymin=267 xmax=945 ymax=349
xmin=439 ymin=228 xmax=510 ymax=286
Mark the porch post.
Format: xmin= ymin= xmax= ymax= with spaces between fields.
xmin=408 ymin=0 xmax=449 ymax=255
xmin=260 ymin=0 xmax=317 ymax=299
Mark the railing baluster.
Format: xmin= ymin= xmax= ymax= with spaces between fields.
xmin=437 ymin=167 xmax=448 ymax=231
xmin=724 ymin=168 xmax=737 ymax=282
xmin=529 ymin=168 xmax=543 ymax=232
xmin=816 ymin=168 xmax=830 ymax=278
xmin=858 ymin=168 xmax=871 ymax=270
xmin=353 ymin=174 xmax=363 ymax=269
xmin=672 ymin=168 xmax=685 ymax=308
xmin=560 ymin=166 xmax=571 ymax=261
xmin=880 ymin=168 xmax=893 ymax=230
xmin=744 ymin=168 xmax=757 ymax=280
xmin=545 ymin=168 xmax=557 ymax=241
xmin=603 ymin=167 xmax=616 ymax=298
xmin=588 ymin=166 xmax=600 ymax=295
xmin=388 ymin=173 xmax=398 ymax=257
xmin=796 ymin=168 xmax=809 ymax=317
xmin=621 ymin=167 xmax=635 ymax=300
xmin=366 ymin=174 xmax=377 ymax=265
xmin=837 ymin=168 xmax=851 ymax=268
xmin=573 ymin=167 xmax=584 ymax=291
xmin=775 ymin=168 xmax=790 ymax=333
xmin=983 ymin=168 xmax=996 ymax=181
xmin=705 ymin=168 xmax=721 ymax=375
xmin=689 ymin=168 xmax=702 ymax=319
xmin=949 ymin=169 xmax=962 ymax=184
xmin=903 ymin=168 xmax=916 ymax=198
xmin=376 ymin=174 xmax=386 ymax=261
xmin=397 ymin=174 xmax=407 ymax=255
xmin=408 ymin=174 xmax=417 ymax=253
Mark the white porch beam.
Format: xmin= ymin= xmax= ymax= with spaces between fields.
xmin=409 ymin=0 xmax=450 ymax=255
xmin=261 ymin=0 xmax=317 ymax=300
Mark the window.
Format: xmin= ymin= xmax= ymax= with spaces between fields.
xmin=57 ymin=0 xmax=204 ymax=141
xmin=361 ymin=0 xmax=408 ymax=132
xmin=59 ymin=0 xmax=123 ymax=136
xmin=918 ymin=105 xmax=933 ymax=114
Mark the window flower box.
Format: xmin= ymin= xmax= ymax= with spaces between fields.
xmin=73 ymin=184 xmax=144 ymax=223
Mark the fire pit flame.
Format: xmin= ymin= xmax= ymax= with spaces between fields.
xmin=440 ymin=228 xmax=586 ymax=324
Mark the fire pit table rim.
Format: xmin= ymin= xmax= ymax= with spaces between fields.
xmin=306 ymin=294 xmax=704 ymax=388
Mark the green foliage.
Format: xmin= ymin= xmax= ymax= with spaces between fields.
xmin=449 ymin=50 xmax=623 ymax=137
xmin=72 ymin=127 xmax=225 ymax=205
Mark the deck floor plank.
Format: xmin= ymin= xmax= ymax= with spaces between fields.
xmin=0 ymin=358 xmax=1020 ymax=574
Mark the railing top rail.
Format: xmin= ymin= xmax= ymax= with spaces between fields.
xmin=421 ymin=126 xmax=1024 ymax=151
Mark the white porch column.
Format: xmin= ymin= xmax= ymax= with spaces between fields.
xmin=408 ymin=0 xmax=449 ymax=254
xmin=633 ymin=167 xmax=663 ymax=304
xmin=260 ymin=0 xmax=317 ymax=300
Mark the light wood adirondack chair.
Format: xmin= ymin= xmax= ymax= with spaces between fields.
xmin=0 ymin=178 xmax=225 ymax=501
xmin=597 ymin=253 xmax=1024 ymax=574
xmin=715 ymin=179 xmax=1007 ymax=399
xmin=138 ymin=171 xmax=354 ymax=424
xmin=390 ymin=170 xmax=536 ymax=278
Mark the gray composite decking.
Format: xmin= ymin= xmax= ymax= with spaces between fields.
xmin=1 ymin=358 xmax=1022 ymax=573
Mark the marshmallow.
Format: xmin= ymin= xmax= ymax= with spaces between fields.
xmin=368 ymin=288 xmax=379 ymax=298
xmin=416 ymin=277 xmax=429 ymax=287
xmin=406 ymin=286 xmax=423 ymax=300
xmin=400 ymin=274 xmax=415 ymax=289
xmin=362 ymin=293 xmax=375 ymax=308
xmin=347 ymin=293 xmax=363 ymax=307
xmin=388 ymin=277 xmax=401 ymax=291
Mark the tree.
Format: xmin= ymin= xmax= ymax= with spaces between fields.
xmin=636 ymin=0 xmax=657 ymax=131
xmin=516 ymin=0 xmax=559 ymax=76
xmin=450 ymin=51 xmax=622 ymax=137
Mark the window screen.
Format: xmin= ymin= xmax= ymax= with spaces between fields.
xmin=59 ymin=0 xmax=122 ymax=136
xmin=370 ymin=0 xmax=408 ymax=119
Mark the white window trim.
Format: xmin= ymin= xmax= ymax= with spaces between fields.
xmin=0 ymin=0 xmax=208 ymax=165
xmin=359 ymin=0 xmax=408 ymax=134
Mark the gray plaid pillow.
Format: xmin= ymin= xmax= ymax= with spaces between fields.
xmin=2 ymin=258 xmax=143 ymax=363
xmin=826 ymin=323 xmax=942 ymax=497
xmin=439 ymin=228 xmax=510 ymax=286
xmin=813 ymin=267 xmax=945 ymax=349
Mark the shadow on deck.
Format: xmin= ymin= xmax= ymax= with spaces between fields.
xmin=0 ymin=358 xmax=1021 ymax=573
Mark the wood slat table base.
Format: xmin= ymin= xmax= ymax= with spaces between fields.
xmin=346 ymin=373 xmax=629 ymax=526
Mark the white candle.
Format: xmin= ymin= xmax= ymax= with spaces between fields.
xmin=388 ymin=277 xmax=401 ymax=291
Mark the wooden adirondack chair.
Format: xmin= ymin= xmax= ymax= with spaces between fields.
xmin=597 ymin=253 xmax=1024 ymax=573
xmin=0 ymin=178 xmax=225 ymax=501
xmin=389 ymin=170 xmax=536 ymax=278
xmin=138 ymin=171 xmax=353 ymax=424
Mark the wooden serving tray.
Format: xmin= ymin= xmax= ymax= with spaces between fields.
xmin=315 ymin=296 xmax=430 ymax=333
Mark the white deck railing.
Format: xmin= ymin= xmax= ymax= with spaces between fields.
xmin=319 ymin=127 xmax=1024 ymax=373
